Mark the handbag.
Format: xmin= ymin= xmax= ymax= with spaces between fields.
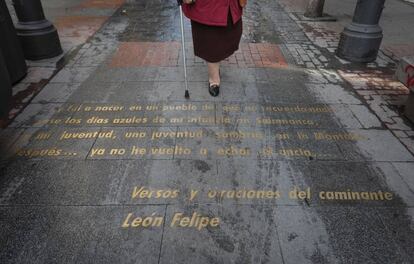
xmin=239 ymin=0 xmax=247 ymax=8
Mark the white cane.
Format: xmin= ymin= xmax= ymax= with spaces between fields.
xmin=179 ymin=4 xmax=190 ymax=99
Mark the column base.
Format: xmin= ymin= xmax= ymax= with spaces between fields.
xmin=0 ymin=52 xmax=12 ymax=118
xmin=0 ymin=0 xmax=27 ymax=84
xmin=15 ymin=20 xmax=63 ymax=60
xmin=336 ymin=23 xmax=383 ymax=63
xmin=405 ymin=92 xmax=414 ymax=124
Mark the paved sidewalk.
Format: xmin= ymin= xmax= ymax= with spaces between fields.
xmin=1 ymin=0 xmax=414 ymax=263
xmin=280 ymin=0 xmax=414 ymax=56
xmin=278 ymin=0 xmax=414 ymax=153
xmin=3 ymin=0 xmax=124 ymax=125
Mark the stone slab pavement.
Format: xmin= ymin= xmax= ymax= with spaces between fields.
xmin=2 ymin=0 xmax=126 ymax=127
xmin=278 ymin=0 xmax=414 ymax=154
xmin=1 ymin=0 xmax=414 ymax=263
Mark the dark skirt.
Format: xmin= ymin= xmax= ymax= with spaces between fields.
xmin=191 ymin=12 xmax=243 ymax=63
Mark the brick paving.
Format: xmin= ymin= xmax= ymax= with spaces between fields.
xmin=55 ymin=16 xmax=110 ymax=47
xmin=1 ymin=0 xmax=124 ymax=127
xmin=275 ymin=0 xmax=414 ymax=155
xmin=285 ymin=43 xmax=328 ymax=68
xmin=109 ymin=42 xmax=288 ymax=68
xmin=109 ymin=42 xmax=181 ymax=67
xmin=74 ymin=0 xmax=125 ymax=9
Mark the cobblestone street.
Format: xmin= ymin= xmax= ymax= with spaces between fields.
xmin=1 ymin=0 xmax=414 ymax=263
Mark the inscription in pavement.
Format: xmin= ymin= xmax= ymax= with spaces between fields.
xmin=7 ymin=102 xmax=381 ymax=161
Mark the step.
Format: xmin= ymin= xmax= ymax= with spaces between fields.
xmin=396 ymin=56 xmax=414 ymax=122
xmin=395 ymin=55 xmax=414 ymax=92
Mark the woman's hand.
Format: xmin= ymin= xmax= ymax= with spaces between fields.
xmin=183 ymin=0 xmax=195 ymax=4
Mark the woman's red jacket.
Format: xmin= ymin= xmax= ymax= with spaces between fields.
xmin=182 ymin=0 xmax=243 ymax=27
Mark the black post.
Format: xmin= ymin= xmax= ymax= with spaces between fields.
xmin=0 ymin=49 xmax=12 ymax=119
xmin=304 ymin=0 xmax=325 ymax=18
xmin=12 ymin=0 xmax=62 ymax=60
xmin=0 ymin=0 xmax=27 ymax=84
xmin=336 ymin=0 xmax=386 ymax=63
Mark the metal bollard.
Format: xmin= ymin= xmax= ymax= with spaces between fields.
xmin=304 ymin=0 xmax=325 ymax=18
xmin=12 ymin=0 xmax=62 ymax=60
xmin=0 ymin=0 xmax=27 ymax=84
xmin=0 ymin=49 xmax=12 ymax=119
xmin=336 ymin=0 xmax=386 ymax=63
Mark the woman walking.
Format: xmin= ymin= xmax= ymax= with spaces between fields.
xmin=182 ymin=0 xmax=245 ymax=97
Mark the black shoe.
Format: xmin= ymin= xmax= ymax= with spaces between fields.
xmin=209 ymin=83 xmax=220 ymax=97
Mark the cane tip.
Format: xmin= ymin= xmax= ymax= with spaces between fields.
xmin=185 ymin=90 xmax=190 ymax=99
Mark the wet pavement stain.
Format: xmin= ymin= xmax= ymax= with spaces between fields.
xmin=116 ymin=1 xmax=184 ymax=42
